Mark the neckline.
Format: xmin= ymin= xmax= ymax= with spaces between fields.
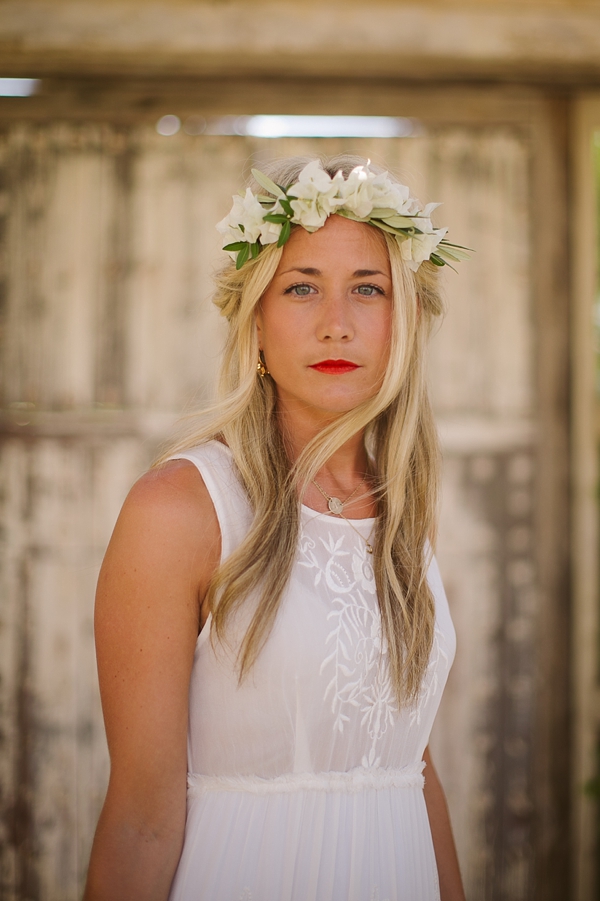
xmin=210 ymin=442 xmax=377 ymax=524
xmin=300 ymin=502 xmax=376 ymax=524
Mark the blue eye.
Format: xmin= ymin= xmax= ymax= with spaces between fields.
xmin=356 ymin=284 xmax=383 ymax=296
xmin=286 ymin=283 xmax=314 ymax=296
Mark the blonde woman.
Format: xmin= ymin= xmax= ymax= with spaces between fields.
xmin=84 ymin=156 xmax=467 ymax=901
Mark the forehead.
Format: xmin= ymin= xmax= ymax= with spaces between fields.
xmin=277 ymin=215 xmax=391 ymax=273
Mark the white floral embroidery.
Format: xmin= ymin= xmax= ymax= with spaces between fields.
xmin=298 ymin=515 xmax=451 ymax=771
xmin=299 ymin=526 xmax=397 ymax=762
xmin=352 ymin=552 xmax=376 ymax=593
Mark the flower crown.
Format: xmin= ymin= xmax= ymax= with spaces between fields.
xmin=217 ymin=160 xmax=470 ymax=272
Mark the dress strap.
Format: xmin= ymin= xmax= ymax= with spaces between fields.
xmin=166 ymin=441 xmax=253 ymax=562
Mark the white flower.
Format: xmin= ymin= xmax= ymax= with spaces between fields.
xmin=411 ymin=228 xmax=446 ymax=261
xmin=338 ymin=166 xmax=429 ymax=222
xmin=216 ymin=188 xmax=276 ymax=253
xmin=399 ymin=228 xmax=447 ymax=270
xmin=258 ymin=200 xmax=286 ymax=245
xmin=370 ymin=176 xmax=414 ymax=215
xmin=288 ymin=160 xmax=344 ymax=231
xmin=338 ymin=165 xmax=378 ymax=218
xmin=216 ymin=160 xmax=467 ymax=271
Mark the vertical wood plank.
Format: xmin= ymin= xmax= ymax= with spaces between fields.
xmin=570 ymin=94 xmax=600 ymax=901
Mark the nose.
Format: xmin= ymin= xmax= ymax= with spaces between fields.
xmin=316 ymin=293 xmax=354 ymax=342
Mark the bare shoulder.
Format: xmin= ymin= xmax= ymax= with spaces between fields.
xmin=116 ymin=458 xmax=218 ymax=544
xmin=127 ymin=458 xmax=215 ymax=516
xmin=99 ymin=460 xmax=221 ymax=632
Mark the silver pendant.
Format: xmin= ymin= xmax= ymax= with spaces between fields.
xmin=328 ymin=496 xmax=344 ymax=515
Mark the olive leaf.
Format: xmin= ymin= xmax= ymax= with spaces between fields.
xmin=277 ymin=219 xmax=291 ymax=247
xmin=251 ymin=169 xmax=285 ymax=198
xmin=279 ymin=198 xmax=294 ymax=217
xmin=235 ymin=243 xmax=251 ymax=269
xmin=429 ymin=253 xmax=445 ymax=267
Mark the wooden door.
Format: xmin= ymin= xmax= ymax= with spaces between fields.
xmin=0 ymin=85 xmax=570 ymax=901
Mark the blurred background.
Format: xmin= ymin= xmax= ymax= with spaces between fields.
xmin=0 ymin=2 xmax=598 ymax=899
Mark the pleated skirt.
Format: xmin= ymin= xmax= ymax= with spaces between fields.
xmin=168 ymin=766 xmax=440 ymax=901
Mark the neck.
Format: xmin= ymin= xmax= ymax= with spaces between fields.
xmin=278 ymin=405 xmax=369 ymax=476
xmin=276 ymin=403 xmax=375 ymax=518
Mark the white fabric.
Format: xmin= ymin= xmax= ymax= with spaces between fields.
xmin=167 ymin=441 xmax=456 ymax=901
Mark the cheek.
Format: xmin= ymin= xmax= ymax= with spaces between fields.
xmin=258 ymin=303 xmax=307 ymax=354
xmin=371 ymin=309 xmax=393 ymax=357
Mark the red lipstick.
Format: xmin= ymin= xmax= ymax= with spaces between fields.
xmin=310 ymin=359 xmax=360 ymax=374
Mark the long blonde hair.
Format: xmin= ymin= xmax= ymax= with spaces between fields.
xmin=157 ymin=154 xmax=445 ymax=706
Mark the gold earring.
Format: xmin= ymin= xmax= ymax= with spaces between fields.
xmin=257 ymin=351 xmax=269 ymax=378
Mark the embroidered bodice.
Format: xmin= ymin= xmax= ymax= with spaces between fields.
xmin=172 ymin=441 xmax=456 ymax=781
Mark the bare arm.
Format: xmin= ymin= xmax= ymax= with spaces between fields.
xmin=84 ymin=461 xmax=220 ymax=901
xmin=423 ymin=747 xmax=466 ymax=901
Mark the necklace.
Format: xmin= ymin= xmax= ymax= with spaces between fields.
xmin=312 ymin=475 xmax=365 ymax=515
xmin=312 ymin=476 xmax=374 ymax=554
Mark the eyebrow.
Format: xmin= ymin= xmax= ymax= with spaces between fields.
xmin=279 ymin=267 xmax=390 ymax=278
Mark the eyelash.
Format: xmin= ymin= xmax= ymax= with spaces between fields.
xmin=284 ymin=283 xmax=314 ymax=296
xmin=284 ymin=283 xmax=385 ymax=297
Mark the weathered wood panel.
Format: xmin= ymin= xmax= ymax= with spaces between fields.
xmin=0 ymin=438 xmax=150 ymax=900
xmin=0 ymin=114 xmax=567 ymax=901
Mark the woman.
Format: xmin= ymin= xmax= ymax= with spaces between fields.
xmin=84 ymin=155 xmax=467 ymax=901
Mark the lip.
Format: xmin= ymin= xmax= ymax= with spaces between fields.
xmin=309 ymin=359 xmax=360 ymax=374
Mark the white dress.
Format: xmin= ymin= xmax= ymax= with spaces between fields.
xmin=167 ymin=441 xmax=455 ymax=901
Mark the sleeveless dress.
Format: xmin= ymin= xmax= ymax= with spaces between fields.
xmin=167 ymin=441 xmax=455 ymax=901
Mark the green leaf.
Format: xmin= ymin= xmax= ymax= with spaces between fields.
xmin=279 ymin=198 xmax=294 ymax=217
xmin=235 ymin=243 xmax=250 ymax=269
xmin=431 ymin=251 xmax=458 ymax=272
xmin=263 ymin=214 xmax=289 ymax=224
xmin=336 ymin=210 xmax=363 ymax=223
xmin=377 ymin=215 xmax=416 ymax=229
xmin=223 ymin=241 xmax=250 ymax=252
xmin=435 ymin=249 xmax=462 ymax=263
xmin=439 ymin=242 xmax=472 ymax=260
xmin=370 ymin=208 xmax=402 ymax=219
xmin=370 ymin=221 xmax=404 ymax=235
xmin=429 ymin=253 xmax=446 ymax=267
xmin=251 ymin=169 xmax=285 ymax=198
xmin=277 ymin=219 xmax=291 ymax=247
xmin=250 ymin=241 xmax=261 ymax=259
xmin=441 ymin=241 xmax=473 ymax=252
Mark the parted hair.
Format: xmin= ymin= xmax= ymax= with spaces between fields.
xmin=157 ymin=154 xmax=445 ymax=706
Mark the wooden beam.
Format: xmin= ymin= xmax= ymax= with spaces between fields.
xmin=2 ymin=1 xmax=600 ymax=82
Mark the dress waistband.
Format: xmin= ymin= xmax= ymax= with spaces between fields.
xmin=187 ymin=762 xmax=425 ymax=797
